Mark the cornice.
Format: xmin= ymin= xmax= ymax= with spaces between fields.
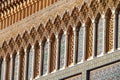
xmin=0 ymin=0 xmax=58 ymax=29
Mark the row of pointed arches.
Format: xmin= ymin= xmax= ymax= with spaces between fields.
xmin=0 ymin=5 xmax=120 ymax=80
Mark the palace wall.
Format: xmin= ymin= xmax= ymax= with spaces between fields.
xmin=0 ymin=0 xmax=120 ymax=80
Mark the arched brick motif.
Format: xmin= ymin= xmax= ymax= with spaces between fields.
xmin=34 ymin=41 xmax=40 ymax=78
xmin=99 ymin=0 xmax=109 ymax=14
xmin=54 ymin=15 xmax=62 ymax=33
xmin=45 ymin=19 xmax=53 ymax=36
xmin=30 ymin=27 xmax=38 ymax=41
xmin=85 ymin=18 xmax=93 ymax=59
xmin=105 ymin=8 xmax=113 ymax=53
xmin=19 ymin=47 xmax=25 ymax=80
xmin=1 ymin=0 xmax=120 ymax=79
xmin=50 ymin=34 xmax=56 ymax=72
xmin=62 ymin=12 xmax=70 ymax=26
xmin=67 ymin=26 xmax=74 ymax=66
xmin=37 ymin=24 xmax=45 ymax=39
xmin=80 ymin=2 xmax=90 ymax=22
xmin=71 ymin=7 xmax=79 ymax=22
xmin=9 ymin=38 xmax=16 ymax=52
xmin=2 ymin=41 xmax=9 ymax=54
xmin=90 ymin=0 xmax=99 ymax=16
xmin=16 ymin=34 xmax=23 ymax=48
xmin=23 ymin=31 xmax=31 ymax=44
xmin=1 ymin=0 xmax=120 ymax=59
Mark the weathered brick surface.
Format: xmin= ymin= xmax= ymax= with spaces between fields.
xmin=0 ymin=0 xmax=76 ymax=47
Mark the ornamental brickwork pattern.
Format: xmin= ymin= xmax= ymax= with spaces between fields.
xmin=0 ymin=0 xmax=120 ymax=80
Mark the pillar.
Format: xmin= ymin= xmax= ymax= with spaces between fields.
xmin=55 ymin=35 xmax=59 ymax=71
xmin=39 ymin=42 xmax=43 ymax=76
xmin=102 ymin=14 xmax=106 ymax=55
xmin=1 ymin=58 xmax=6 ymax=80
xmin=31 ymin=45 xmax=35 ymax=79
xmin=24 ymin=48 xmax=27 ymax=80
xmin=17 ymin=51 xmax=20 ymax=80
xmin=47 ymin=39 xmax=51 ymax=74
xmin=82 ymin=23 xmax=86 ymax=62
xmin=112 ymin=10 xmax=117 ymax=51
xmin=92 ymin=19 xmax=97 ymax=58
xmin=64 ymin=31 xmax=68 ymax=68
xmin=10 ymin=55 xmax=13 ymax=80
xmin=73 ymin=27 xmax=77 ymax=65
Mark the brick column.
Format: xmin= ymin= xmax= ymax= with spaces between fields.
xmin=10 ymin=55 xmax=13 ymax=80
xmin=92 ymin=19 xmax=97 ymax=58
xmin=31 ymin=45 xmax=35 ymax=79
xmin=112 ymin=10 xmax=117 ymax=51
xmin=24 ymin=48 xmax=27 ymax=80
xmin=47 ymin=39 xmax=51 ymax=74
xmin=17 ymin=51 xmax=20 ymax=80
xmin=1 ymin=58 xmax=6 ymax=80
xmin=82 ymin=23 xmax=86 ymax=62
xmin=102 ymin=14 xmax=106 ymax=55
xmin=55 ymin=35 xmax=59 ymax=71
xmin=39 ymin=42 xmax=43 ymax=76
xmin=64 ymin=31 xmax=68 ymax=68
xmin=73 ymin=27 xmax=77 ymax=65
